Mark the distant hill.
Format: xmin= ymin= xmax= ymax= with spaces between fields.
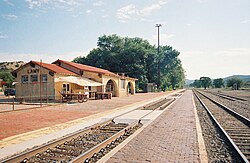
xmin=0 ymin=61 xmax=25 ymax=72
xmin=223 ymin=75 xmax=250 ymax=82
xmin=185 ymin=79 xmax=194 ymax=85
xmin=185 ymin=75 xmax=250 ymax=86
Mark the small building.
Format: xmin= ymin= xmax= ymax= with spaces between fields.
xmin=144 ymin=83 xmax=157 ymax=93
xmin=13 ymin=60 xmax=137 ymax=101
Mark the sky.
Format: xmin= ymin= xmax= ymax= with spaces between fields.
xmin=0 ymin=0 xmax=249 ymax=79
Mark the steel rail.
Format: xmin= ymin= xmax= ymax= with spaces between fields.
xmin=193 ymin=90 xmax=249 ymax=163
xmin=159 ymin=98 xmax=176 ymax=110
xmin=1 ymin=120 xmax=113 ymax=163
xmin=217 ymin=93 xmax=247 ymax=101
xmin=196 ymin=90 xmax=250 ymax=125
xmin=70 ymin=121 xmax=140 ymax=163
xmin=204 ymin=90 xmax=248 ymax=102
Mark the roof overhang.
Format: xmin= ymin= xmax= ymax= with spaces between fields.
xmin=55 ymin=76 xmax=103 ymax=87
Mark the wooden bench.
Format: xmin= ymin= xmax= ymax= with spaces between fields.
xmin=95 ymin=92 xmax=112 ymax=100
xmin=60 ymin=92 xmax=88 ymax=103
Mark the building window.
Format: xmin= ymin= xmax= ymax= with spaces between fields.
xmin=62 ymin=84 xmax=70 ymax=93
xmin=30 ymin=74 xmax=38 ymax=82
xmin=41 ymin=74 xmax=47 ymax=82
xmin=121 ymin=79 xmax=125 ymax=89
xmin=21 ymin=75 xmax=28 ymax=83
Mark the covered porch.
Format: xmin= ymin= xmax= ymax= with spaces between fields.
xmin=55 ymin=76 xmax=111 ymax=102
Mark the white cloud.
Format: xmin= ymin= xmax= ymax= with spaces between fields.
xmin=25 ymin=0 xmax=48 ymax=8
xmin=214 ymin=48 xmax=250 ymax=57
xmin=86 ymin=10 xmax=91 ymax=14
xmin=102 ymin=14 xmax=108 ymax=19
xmin=93 ymin=1 xmax=104 ymax=6
xmin=240 ymin=19 xmax=250 ymax=24
xmin=116 ymin=1 xmax=168 ymax=23
xmin=2 ymin=14 xmax=18 ymax=20
xmin=116 ymin=4 xmax=137 ymax=23
xmin=159 ymin=0 xmax=168 ymax=5
xmin=25 ymin=0 xmax=84 ymax=9
xmin=186 ymin=23 xmax=192 ymax=26
xmin=140 ymin=18 xmax=154 ymax=22
xmin=72 ymin=11 xmax=83 ymax=17
xmin=0 ymin=35 xmax=8 ymax=39
xmin=4 ymin=0 xmax=14 ymax=6
xmin=0 ymin=33 xmax=8 ymax=39
xmin=196 ymin=0 xmax=207 ymax=3
xmin=0 ymin=51 xmax=89 ymax=63
xmin=179 ymin=50 xmax=207 ymax=61
xmin=140 ymin=4 xmax=162 ymax=16
xmin=150 ymin=33 xmax=175 ymax=46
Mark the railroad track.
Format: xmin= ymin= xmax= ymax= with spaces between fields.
xmin=203 ymin=90 xmax=248 ymax=103
xmin=215 ymin=93 xmax=247 ymax=102
xmin=140 ymin=98 xmax=175 ymax=110
xmin=2 ymin=120 xmax=141 ymax=163
xmin=216 ymin=92 xmax=247 ymax=102
xmin=1 ymin=92 xmax=181 ymax=163
xmin=193 ymin=89 xmax=250 ymax=162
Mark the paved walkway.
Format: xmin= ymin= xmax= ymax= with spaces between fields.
xmin=0 ymin=91 xmax=176 ymax=141
xmin=106 ymin=90 xmax=203 ymax=162
xmin=0 ymin=91 xmax=184 ymax=160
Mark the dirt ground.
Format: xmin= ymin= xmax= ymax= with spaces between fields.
xmin=0 ymin=91 xmax=174 ymax=140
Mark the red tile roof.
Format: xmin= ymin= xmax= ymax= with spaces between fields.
xmin=53 ymin=59 xmax=118 ymax=76
xmin=13 ymin=61 xmax=77 ymax=75
xmin=32 ymin=61 xmax=77 ymax=75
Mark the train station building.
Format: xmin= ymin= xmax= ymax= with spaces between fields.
xmin=12 ymin=60 xmax=136 ymax=101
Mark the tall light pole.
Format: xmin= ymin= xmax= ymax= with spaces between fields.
xmin=155 ymin=24 xmax=162 ymax=90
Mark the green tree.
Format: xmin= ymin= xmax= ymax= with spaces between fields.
xmin=73 ymin=34 xmax=185 ymax=91
xmin=0 ymin=71 xmax=15 ymax=87
xmin=200 ymin=77 xmax=211 ymax=89
xmin=158 ymin=46 xmax=185 ymax=90
xmin=213 ymin=78 xmax=224 ymax=88
xmin=226 ymin=78 xmax=243 ymax=90
xmin=242 ymin=81 xmax=250 ymax=88
xmin=191 ymin=79 xmax=202 ymax=88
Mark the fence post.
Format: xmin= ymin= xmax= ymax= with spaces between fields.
xmin=12 ymin=97 xmax=14 ymax=111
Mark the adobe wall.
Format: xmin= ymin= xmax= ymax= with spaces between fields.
xmin=15 ymin=63 xmax=55 ymax=100
xmin=102 ymin=75 xmax=136 ymax=97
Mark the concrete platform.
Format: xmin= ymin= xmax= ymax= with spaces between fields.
xmin=114 ymin=110 xmax=152 ymax=124
xmin=140 ymin=110 xmax=164 ymax=124
xmin=101 ymin=90 xmax=208 ymax=163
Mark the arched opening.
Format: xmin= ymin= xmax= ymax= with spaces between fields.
xmin=106 ymin=79 xmax=117 ymax=97
xmin=127 ymin=82 xmax=134 ymax=95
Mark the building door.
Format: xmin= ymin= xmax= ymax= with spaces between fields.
xmin=127 ymin=82 xmax=134 ymax=95
xmin=106 ymin=80 xmax=116 ymax=97
xmin=127 ymin=82 xmax=132 ymax=94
